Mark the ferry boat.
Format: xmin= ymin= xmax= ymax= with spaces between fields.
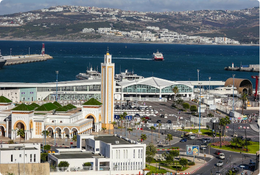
xmin=115 ymin=69 xmax=144 ymax=82
xmin=153 ymin=50 xmax=164 ymax=61
xmin=0 ymin=50 xmax=6 ymax=69
xmin=76 ymin=67 xmax=101 ymax=80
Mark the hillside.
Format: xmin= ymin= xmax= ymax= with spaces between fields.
xmin=0 ymin=6 xmax=258 ymax=44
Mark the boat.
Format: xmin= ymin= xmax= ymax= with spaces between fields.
xmin=0 ymin=50 xmax=6 ymax=69
xmin=153 ymin=50 xmax=164 ymax=61
xmin=76 ymin=67 xmax=101 ymax=80
xmin=115 ymin=69 xmax=144 ymax=82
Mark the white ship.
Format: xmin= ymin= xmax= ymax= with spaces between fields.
xmin=153 ymin=50 xmax=164 ymax=61
xmin=76 ymin=67 xmax=101 ymax=80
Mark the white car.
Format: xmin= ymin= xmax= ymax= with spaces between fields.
xmin=216 ymin=161 xmax=224 ymax=167
xmin=219 ymin=153 xmax=225 ymax=160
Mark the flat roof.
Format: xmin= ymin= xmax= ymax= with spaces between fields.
xmin=53 ymin=152 xmax=100 ymax=159
xmin=0 ymin=147 xmax=37 ymax=151
xmin=95 ymin=136 xmax=133 ymax=145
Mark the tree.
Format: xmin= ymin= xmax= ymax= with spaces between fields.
xmin=165 ymin=150 xmax=179 ymax=166
xmin=111 ymin=121 xmax=117 ymax=135
xmin=83 ymin=162 xmax=92 ymax=166
xmin=219 ymin=116 xmax=231 ymax=147
xmin=140 ymin=134 xmax=147 ymax=142
xmin=190 ymin=105 xmax=197 ymax=114
xmin=119 ymin=114 xmax=125 ymax=130
xmin=146 ymin=156 xmax=154 ymax=165
xmin=8 ymin=140 xmax=14 ymax=144
xmin=207 ymin=113 xmax=214 ymax=117
xmin=102 ymin=127 xmax=107 ymax=133
xmin=240 ymin=93 xmax=248 ymax=115
xmin=42 ymin=130 xmax=50 ymax=138
xmin=43 ymin=144 xmax=51 ymax=151
xmin=158 ymin=123 xmax=162 ymax=139
xmin=41 ymin=153 xmax=48 ymax=162
xmin=58 ymin=161 xmax=69 ymax=167
xmin=127 ymin=128 xmax=133 ymax=139
xmin=166 ymin=134 xmax=173 ymax=145
xmin=17 ymin=129 xmax=25 ymax=143
xmin=172 ymin=86 xmax=179 ymax=100
xmin=72 ymin=135 xmax=77 ymax=142
xmin=146 ymin=144 xmax=157 ymax=157
xmin=179 ymin=158 xmax=188 ymax=169
xmin=150 ymin=126 xmax=156 ymax=144
xmin=176 ymin=98 xmax=184 ymax=105
xmin=182 ymin=103 xmax=190 ymax=111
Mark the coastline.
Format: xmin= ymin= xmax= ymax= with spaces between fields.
xmin=0 ymin=38 xmax=258 ymax=47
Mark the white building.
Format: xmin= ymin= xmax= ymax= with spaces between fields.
xmin=48 ymin=134 xmax=146 ymax=173
xmin=0 ymin=143 xmax=40 ymax=164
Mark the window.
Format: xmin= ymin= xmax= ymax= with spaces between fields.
xmin=34 ymin=154 xmax=36 ymax=162
xmin=133 ymin=149 xmax=135 ymax=158
xmin=30 ymin=154 xmax=32 ymax=162
xmin=126 ymin=150 xmax=128 ymax=159
xmin=141 ymin=150 xmax=143 ymax=158
xmin=138 ymin=149 xmax=140 ymax=158
xmin=123 ymin=150 xmax=125 ymax=159
xmin=96 ymin=148 xmax=99 ymax=151
xmin=19 ymin=154 xmax=21 ymax=158
xmin=11 ymin=155 xmax=13 ymax=162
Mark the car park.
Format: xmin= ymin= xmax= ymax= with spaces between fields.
xmin=218 ymin=153 xmax=225 ymax=159
xmin=216 ymin=161 xmax=224 ymax=167
xmin=180 ymin=138 xmax=187 ymax=142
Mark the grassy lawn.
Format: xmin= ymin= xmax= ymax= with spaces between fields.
xmin=162 ymin=164 xmax=189 ymax=171
xmin=211 ymin=142 xmax=259 ymax=154
xmin=178 ymin=129 xmax=220 ymax=137
xmin=146 ymin=164 xmax=167 ymax=174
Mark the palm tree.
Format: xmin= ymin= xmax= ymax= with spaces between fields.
xmin=102 ymin=127 xmax=107 ymax=133
xmin=240 ymin=93 xmax=248 ymax=115
xmin=219 ymin=116 xmax=231 ymax=147
xmin=158 ymin=123 xmax=162 ymax=139
xmin=119 ymin=114 xmax=125 ymax=131
xmin=140 ymin=134 xmax=147 ymax=142
xmin=166 ymin=134 xmax=173 ymax=145
xmin=111 ymin=121 xmax=117 ymax=135
xmin=172 ymin=86 xmax=179 ymax=100
xmin=150 ymin=126 xmax=156 ymax=144
xmin=42 ymin=130 xmax=50 ymax=138
xmin=17 ymin=129 xmax=25 ymax=143
xmin=127 ymin=128 xmax=133 ymax=139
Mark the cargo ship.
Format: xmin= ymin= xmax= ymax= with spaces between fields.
xmin=0 ymin=50 xmax=6 ymax=69
xmin=153 ymin=50 xmax=164 ymax=61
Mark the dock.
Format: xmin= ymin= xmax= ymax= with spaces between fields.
xmin=224 ymin=63 xmax=259 ymax=72
xmin=4 ymin=54 xmax=53 ymax=66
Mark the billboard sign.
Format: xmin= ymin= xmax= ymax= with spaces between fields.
xmin=186 ymin=145 xmax=200 ymax=156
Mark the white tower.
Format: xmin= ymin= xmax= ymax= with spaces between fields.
xmin=101 ymin=51 xmax=115 ymax=130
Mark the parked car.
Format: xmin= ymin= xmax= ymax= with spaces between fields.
xmin=218 ymin=153 xmax=225 ymax=160
xmin=157 ymin=145 xmax=164 ymax=148
xmin=215 ymin=150 xmax=222 ymax=155
xmin=231 ymin=167 xmax=239 ymax=173
xmin=216 ymin=161 xmax=224 ymax=167
xmin=156 ymin=120 xmax=162 ymax=123
xmin=237 ymin=135 xmax=243 ymax=139
xmin=202 ymin=138 xmax=211 ymax=143
xmin=215 ymin=172 xmax=222 ymax=175
xmin=180 ymin=138 xmax=187 ymax=142
xmin=245 ymin=138 xmax=251 ymax=141
xmin=167 ymin=120 xmax=172 ymax=124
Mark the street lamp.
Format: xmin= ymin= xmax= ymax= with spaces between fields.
xmin=232 ymin=74 xmax=235 ymax=112
xmin=197 ymin=69 xmax=200 ymax=82
xmin=56 ymin=71 xmax=59 ymax=101
xmin=209 ymin=77 xmax=211 ymax=91
xmin=54 ymin=120 xmax=57 ymax=149
xmin=242 ymin=126 xmax=249 ymax=152
xmin=198 ymin=83 xmax=202 ymax=133
xmin=10 ymin=48 xmax=12 ymax=59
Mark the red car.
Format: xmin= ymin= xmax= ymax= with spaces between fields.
xmin=215 ymin=150 xmax=221 ymax=155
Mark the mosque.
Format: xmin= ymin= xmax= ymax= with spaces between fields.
xmin=0 ymin=52 xmax=115 ymax=140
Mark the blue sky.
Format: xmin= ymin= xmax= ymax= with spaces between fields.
xmin=0 ymin=0 xmax=258 ymax=15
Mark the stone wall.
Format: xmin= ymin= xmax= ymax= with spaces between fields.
xmin=0 ymin=163 xmax=49 ymax=175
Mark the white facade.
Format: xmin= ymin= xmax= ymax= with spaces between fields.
xmin=0 ymin=143 xmax=40 ymax=164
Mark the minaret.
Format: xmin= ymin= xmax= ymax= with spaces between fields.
xmin=101 ymin=51 xmax=115 ymax=130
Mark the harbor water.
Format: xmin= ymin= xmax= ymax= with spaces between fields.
xmin=0 ymin=41 xmax=258 ymax=86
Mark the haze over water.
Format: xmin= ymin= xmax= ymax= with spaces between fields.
xmin=0 ymin=41 xmax=258 ymax=86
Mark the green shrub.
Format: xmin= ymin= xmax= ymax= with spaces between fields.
xmin=58 ymin=161 xmax=69 ymax=167
xmin=190 ymin=105 xmax=197 ymax=112
xmin=8 ymin=140 xmax=14 ymax=144
xmin=182 ymin=103 xmax=190 ymax=110
xmin=188 ymin=162 xmax=195 ymax=165
xmin=83 ymin=162 xmax=92 ymax=166
xmin=41 ymin=153 xmax=48 ymax=162
xmin=53 ymin=101 xmax=62 ymax=107
xmin=44 ymin=145 xmax=51 ymax=151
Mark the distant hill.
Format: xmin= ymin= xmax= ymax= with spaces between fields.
xmin=0 ymin=5 xmax=258 ymax=44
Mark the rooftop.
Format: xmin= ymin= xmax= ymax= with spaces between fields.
xmin=95 ymin=136 xmax=134 ymax=145
xmin=53 ymin=152 xmax=100 ymax=159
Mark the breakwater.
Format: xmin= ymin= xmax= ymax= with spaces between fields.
xmin=4 ymin=54 xmax=53 ymax=66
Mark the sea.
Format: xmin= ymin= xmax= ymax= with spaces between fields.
xmin=0 ymin=41 xmax=259 ymax=87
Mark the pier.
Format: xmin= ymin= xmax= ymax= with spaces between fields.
xmin=4 ymin=54 xmax=53 ymax=66
xmin=224 ymin=63 xmax=259 ymax=72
